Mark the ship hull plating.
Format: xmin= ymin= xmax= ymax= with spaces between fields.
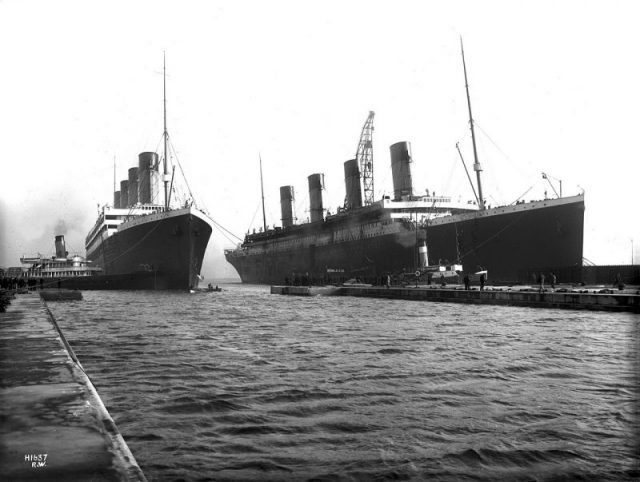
xmin=83 ymin=209 xmax=212 ymax=290
xmin=225 ymin=197 xmax=584 ymax=285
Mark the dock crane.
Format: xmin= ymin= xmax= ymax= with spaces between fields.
xmin=356 ymin=111 xmax=375 ymax=205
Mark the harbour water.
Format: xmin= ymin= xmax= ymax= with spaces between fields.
xmin=48 ymin=284 xmax=639 ymax=481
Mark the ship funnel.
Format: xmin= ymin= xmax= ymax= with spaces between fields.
xmin=138 ymin=152 xmax=159 ymax=204
xmin=113 ymin=190 xmax=121 ymax=209
xmin=280 ymin=186 xmax=296 ymax=228
xmin=343 ymin=159 xmax=362 ymax=209
xmin=390 ymin=141 xmax=414 ymax=200
xmin=128 ymin=167 xmax=139 ymax=206
xmin=55 ymin=235 xmax=67 ymax=259
xmin=308 ymin=173 xmax=325 ymax=223
xmin=418 ymin=241 xmax=428 ymax=268
xmin=120 ymin=180 xmax=129 ymax=208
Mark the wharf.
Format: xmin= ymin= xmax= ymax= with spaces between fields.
xmin=0 ymin=293 xmax=146 ymax=481
xmin=271 ymin=285 xmax=640 ymax=313
xmin=270 ymin=285 xmax=341 ymax=296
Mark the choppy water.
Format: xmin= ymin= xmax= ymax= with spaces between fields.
xmin=49 ymin=284 xmax=639 ymax=481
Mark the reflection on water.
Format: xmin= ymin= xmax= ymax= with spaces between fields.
xmin=50 ymin=284 xmax=639 ymax=481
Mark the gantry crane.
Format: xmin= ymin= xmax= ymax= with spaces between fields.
xmin=356 ymin=111 xmax=375 ymax=205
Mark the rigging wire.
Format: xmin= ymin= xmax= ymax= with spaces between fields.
xmin=461 ymin=122 xmax=551 ymax=206
xmin=299 ymin=198 xmax=310 ymax=223
xmin=473 ymin=122 xmax=516 ymax=167
xmin=441 ymin=152 xmax=461 ymax=196
xmin=166 ymin=139 xmax=243 ymax=241
xmin=212 ymin=226 xmax=238 ymax=246
xmin=168 ymin=139 xmax=196 ymax=206
xmin=464 ymin=121 xmax=510 ymax=205
xmin=436 ymin=127 xmax=472 ymax=199
xmin=374 ymin=169 xmax=390 ymax=201
xmin=509 ymin=185 xmax=534 ymax=205
xmin=154 ymin=134 xmax=164 ymax=167
xmin=210 ymin=219 xmax=243 ymax=244
xmin=246 ymin=202 xmax=260 ymax=234
xmin=473 ymin=121 xmax=536 ymax=183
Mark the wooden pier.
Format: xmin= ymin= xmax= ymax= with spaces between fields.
xmin=0 ymin=293 xmax=146 ymax=481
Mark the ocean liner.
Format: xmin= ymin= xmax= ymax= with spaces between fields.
xmin=225 ymin=45 xmax=585 ymax=285
xmin=81 ymin=58 xmax=213 ymax=290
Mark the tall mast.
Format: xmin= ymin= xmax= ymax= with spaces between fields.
xmin=259 ymin=154 xmax=267 ymax=232
xmin=461 ymin=38 xmax=485 ymax=210
xmin=163 ymin=52 xmax=169 ymax=210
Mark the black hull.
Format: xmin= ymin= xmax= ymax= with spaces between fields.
xmin=85 ymin=209 xmax=212 ymax=290
xmin=44 ymin=272 xmax=175 ymax=291
xmin=226 ymin=197 xmax=584 ymax=285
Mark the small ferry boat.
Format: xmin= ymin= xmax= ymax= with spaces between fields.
xmin=20 ymin=235 xmax=102 ymax=280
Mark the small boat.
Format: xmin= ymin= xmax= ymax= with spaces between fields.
xmin=421 ymin=264 xmax=464 ymax=284
xmin=189 ymin=284 xmax=223 ymax=293
xmin=341 ymin=278 xmax=373 ymax=287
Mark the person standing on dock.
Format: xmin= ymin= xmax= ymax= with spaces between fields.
xmin=385 ymin=274 xmax=391 ymax=289
xmin=539 ymin=273 xmax=545 ymax=291
xmin=464 ymin=274 xmax=470 ymax=290
xmin=479 ymin=273 xmax=485 ymax=291
xmin=550 ymin=272 xmax=556 ymax=289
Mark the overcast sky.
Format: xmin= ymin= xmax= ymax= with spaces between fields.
xmin=1 ymin=0 xmax=638 ymax=279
